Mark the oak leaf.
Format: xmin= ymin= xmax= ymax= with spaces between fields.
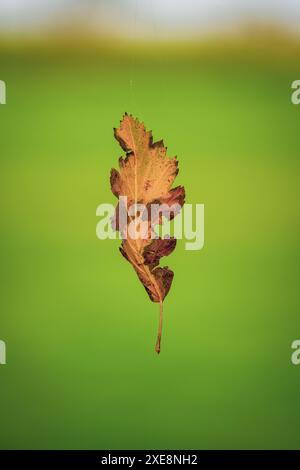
xmin=110 ymin=114 xmax=185 ymax=353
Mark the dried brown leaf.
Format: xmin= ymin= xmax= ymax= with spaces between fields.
xmin=110 ymin=114 xmax=185 ymax=353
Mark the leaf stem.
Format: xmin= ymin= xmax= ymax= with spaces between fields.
xmin=155 ymin=301 xmax=163 ymax=354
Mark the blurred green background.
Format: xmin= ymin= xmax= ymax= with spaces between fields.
xmin=0 ymin=0 xmax=300 ymax=451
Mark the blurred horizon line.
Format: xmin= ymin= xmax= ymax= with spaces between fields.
xmin=0 ymin=21 xmax=300 ymax=60
xmin=1 ymin=0 xmax=300 ymax=40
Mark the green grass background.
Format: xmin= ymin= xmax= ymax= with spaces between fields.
xmin=0 ymin=44 xmax=300 ymax=449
